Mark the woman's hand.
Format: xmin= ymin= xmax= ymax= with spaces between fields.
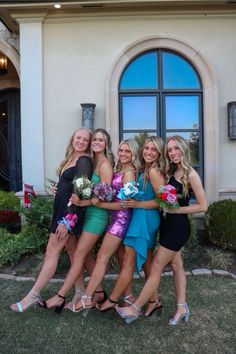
xmin=70 ymin=194 xmax=81 ymax=206
xmin=121 ymin=199 xmax=139 ymax=209
xmin=91 ymin=197 xmax=99 ymax=206
xmin=163 ymin=206 xmax=179 ymax=214
xmin=51 ymin=183 xmax=58 ymax=196
xmin=55 ymin=224 xmax=68 ymax=241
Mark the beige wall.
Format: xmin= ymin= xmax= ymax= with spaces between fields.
xmin=43 ymin=15 xmax=236 ymax=198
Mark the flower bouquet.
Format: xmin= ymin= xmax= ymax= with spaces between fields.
xmin=117 ymin=181 xmax=143 ymax=200
xmin=155 ymin=184 xmax=179 ymax=216
xmin=58 ymin=176 xmax=93 ymax=232
xmin=93 ymin=182 xmax=116 ymax=202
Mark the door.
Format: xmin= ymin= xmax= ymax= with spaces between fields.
xmin=0 ymin=89 xmax=22 ymax=191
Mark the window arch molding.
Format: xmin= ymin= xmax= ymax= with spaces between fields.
xmin=106 ymin=35 xmax=219 ymax=202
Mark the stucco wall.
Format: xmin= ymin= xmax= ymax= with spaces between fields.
xmin=43 ymin=16 xmax=236 ymax=195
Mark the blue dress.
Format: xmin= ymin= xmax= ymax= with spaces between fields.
xmin=123 ymin=172 xmax=160 ymax=272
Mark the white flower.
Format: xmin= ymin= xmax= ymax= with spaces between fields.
xmin=75 ymin=178 xmax=84 ymax=188
xmin=83 ymin=187 xmax=92 ymax=198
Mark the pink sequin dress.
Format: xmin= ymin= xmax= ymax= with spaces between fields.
xmin=106 ymin=172 xmax=132 ymax=240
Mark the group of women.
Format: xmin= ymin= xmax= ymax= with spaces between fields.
xmin=10 ymin=127 xmax=208 ymax=326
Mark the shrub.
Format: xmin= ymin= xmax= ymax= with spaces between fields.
xmin=205 ymin=199 xmax=236 ymax=250
xmin=0 ymin=190 xmax=20 ymax=210
xmin=20 ymin=195 xmax=53 ymax=229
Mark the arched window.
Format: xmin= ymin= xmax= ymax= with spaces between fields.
xmin=119 ymin=49 xmax=203 ymax=179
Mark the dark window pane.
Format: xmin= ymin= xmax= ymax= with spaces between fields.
xmin=122 ymin=96 xmax=157 ymax=130
xmin=123 ymin=132 xmax=157 ymax=148
xmin=120 ymin=52 xmax=158 ymax=89
xmin=165 ymin=96 xmax=199 ymax=129
xmin=166 ymin=132 xmax=200 ymax=165
xmin=163 ymin=52 xmax=200 ymax=89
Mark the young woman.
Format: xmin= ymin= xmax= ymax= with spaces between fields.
xmin=116 ymin=135 xmax=208 ymax=324
xmin=99 ymin=136 xmax=165 ymax=316
xmin=10 ymin=128 xmax=94 ymax=312
xmin=68 ymin=139 xmax=141 ymax=312
xmin=43 ymin=128 xmax=114 ymax=312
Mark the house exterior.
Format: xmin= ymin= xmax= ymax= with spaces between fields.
xmin=0 ymin=0 xmax=235 ymax=202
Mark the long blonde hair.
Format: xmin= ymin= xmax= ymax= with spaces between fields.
xmin=115 ymin=139 xmax=141 ymax=175
xmin=140 ymin=136 xmax=165 ymax=187
xmin=91 ymin=128 xmax=114 ymax=167
xmin=164 ymin=135 xmax=191 ymax=197
xmin=56 ymin=128 xmax=92 ymax=176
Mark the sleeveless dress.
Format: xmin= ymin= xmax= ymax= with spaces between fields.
xmin=159 ymin=176 xmax=191 ymax=251
xmin=106 ymin=172 xmax=132 ymax=240
xmin=49 ymin=156 xmax=93 ymax=235
xmin=82 ymin=173 xmax=109 ymax=234
xmin=123 ymin=172 xmax=160 ymax=272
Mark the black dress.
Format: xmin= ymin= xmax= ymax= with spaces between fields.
xmin=159 ymin=176 xmax=191 ymax=251
xmin=49 ymin=156 xmax=93 ymax=235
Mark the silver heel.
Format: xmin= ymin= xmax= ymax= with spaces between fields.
xmin=116 ymin=303 xmax=142 ymax=325
xmin=168 ymin=303 xmax=190 ymax=326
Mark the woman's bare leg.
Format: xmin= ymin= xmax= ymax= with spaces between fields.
xmin=10 ymin=232 xmax=70 ymax=311
xmin=45 ymin=231 xmax=100 ymax=308
xmin=170 ymin=251 xmax=187 ymax=319
xmin=73 ymin=233 xmax=122 ymax=309
xmin=99 ymin=246 xmax=136 ymax=311
xmin=119 ymin=246 xmax=177 ymax=317
xmin=116 ymin=245 xmax=134 ymax=304
xmin=143 ymin=249 xmax=160 ymax=315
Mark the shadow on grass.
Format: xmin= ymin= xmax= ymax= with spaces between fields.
xmin=0 ymin=276 xmax=236 ymax=354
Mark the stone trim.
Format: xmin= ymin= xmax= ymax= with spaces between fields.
xmin=1 ymin=268 xmax=235 ymax=282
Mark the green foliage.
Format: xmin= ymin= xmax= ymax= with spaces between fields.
xmin=0 ymin=224 xmax=49 ymax=266
xmin=0 ymin=196 xmax=53 ymax=266
xmin=0 ymin=190 xmax=20 ymax=210
xmin=205 ymin=199 xmax=236 ymax=250
xmin=20 ymin=195 xmax=53 ymax=229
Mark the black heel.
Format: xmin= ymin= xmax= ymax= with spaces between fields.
xmin=96 ymin=296 xmax=118 ymax=312
xmin=38 ymin=293 xmax=65 ymax=314
xmin=144 ymin=300 xmax=163 ymax=317
xmin=55 ymin=294 xmax=65 ymax=314
xmin=94 ymin=290 xmax=108 ymax=305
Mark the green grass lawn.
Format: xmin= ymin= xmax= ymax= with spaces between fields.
xmin=0 ymin=276 xmax=236 ymax=354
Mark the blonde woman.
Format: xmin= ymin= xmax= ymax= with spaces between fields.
xmin=116 ymin=135 xmax=208 ymax=324
xmin=69 ymin=139 xmax=141 ymax=312
xmin=99 ymin=136 xmax=165 ymax=316
xmin=10 ymin=128 xmax=94 ymax=312
xmin=43 ymin=129 xmax=114 ymax=311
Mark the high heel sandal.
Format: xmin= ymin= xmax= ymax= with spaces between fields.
xmin=116 ymin=303 xmax=142 ymax=324
xmin=94 ymin=290 xmax=108 ymax=305
xmin=144 ymin=300 xmax=163 ymax=317
xmin=123 ymin=294 xmax=134 ymax=306
xmin=39 ymin=293 xmax=65 ymax=314
xmin=96 ymin=296 xmax=118 ymax=312
xmin=66 ymin=288 xmax=85 ymax=307
xmin=67 ymin=295 xmax=93 ymax=317
xmin=168 ymin=303 xmax=190 ymax=326
xmin=10 ymin=292 xmax=43 ymax=313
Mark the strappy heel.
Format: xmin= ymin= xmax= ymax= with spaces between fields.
xmin=67 ymin=295 xmax=93 ymax=317
xmin=67 ymin=288 xmax=85 ymax=307
xmin=168 ymin=303 xmax=190 ymax=326
xmin=96 ymin=296 xmax=118 ymax=312
xmin=116 ymin=303 xmax=142 ymax=324
xmin=10 ymin=292 xmax=42 ymax=313
xmin=123 ymin=294 xmax=134 ymax=306
xmin=144 ymin=300 xmax=163 ymax=317
xmin=39 ymin=293 xmax=65 ymax=314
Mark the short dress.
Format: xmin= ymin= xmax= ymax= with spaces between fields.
xmin=123 ymin=173 xmax=160 ymax=272
xmin=82 ymin=173 xmax=109 ymax=235
xmin=159 ymin=176 xmax=191 ymax=251
xmin=49 ymin=156 xmax=93 ymax=235
xmin=106 ymin=172 xmax=132 ymax=240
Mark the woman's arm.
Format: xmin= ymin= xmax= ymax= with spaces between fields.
xmin=175 ymin=168 xmax=208 ymax=214
xmin=99 ymin=159 xmax=113 ymax=185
